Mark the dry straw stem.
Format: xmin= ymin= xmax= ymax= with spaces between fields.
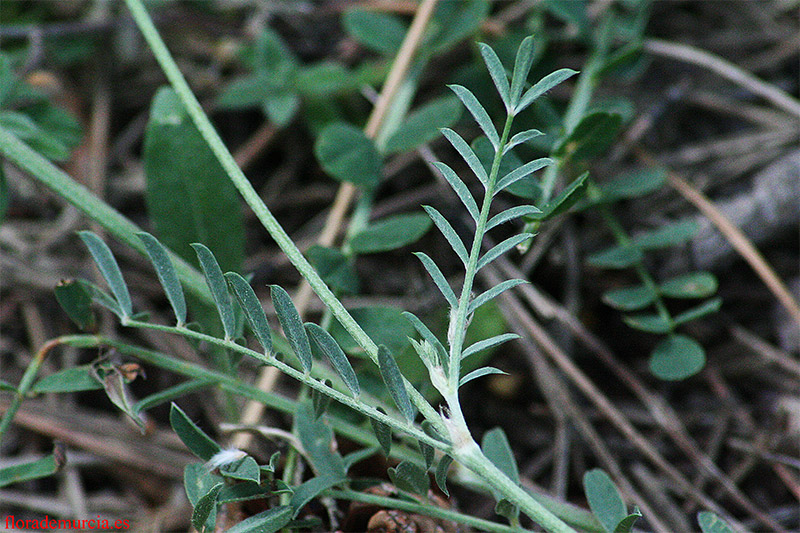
xmin=233 ymin=0 xmax=440 ymax=450
xmin=643 ymin=38 xmax=800 ymax=119
xmin=635 ymin=148 xmax=800 ymax=333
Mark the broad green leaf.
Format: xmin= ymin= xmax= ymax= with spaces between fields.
xmin=517 ymin=68 xmax=578 ymax=113
xmin=220 ymin=456 xmax=261 ymax=484
xmin=486 ymin=205 xmax=541 ymax=231
xmin=537 ymin=171 xmax=590 ymax=219
xmin=477 ymin=233 xmax=533 ymax=270
xmin=349 ymin=213 xmax=432 ymax=254
xmin=138 ymin=232 xmax=187 ymax=325
xmin=315 ymin=122 xmax=382 ymax=188
xmin=191 ymin=243 xmax=235 ymax=339
xmin=481 ymin=428 xmax=519 ymax=484
xmin=462 ymin=333 xmax=519 ymax=360
xmin=191 ymin=482 xmax=223 ymax=532
xmin=370 ymin=406 xmax=392 ymax=456
xmin=650 ymin=334 xmax=706 ymax=380
xmin=459 ymin=366 xmax=508 ymax=387
xmin=378 ymin=345 xmax=414 ymax=421
xmin=388 ymin=461 xmax=429 ymax=495
xmin=342 ymin=8 xmax=406 ymax=56
xmin=225 ymin=272 xmax=272 ymax=354
xmin=509 ymin=36 xmax=537 ymax=107
xmin=261 ymin=90 xmax=300 ymax=127
xmin=183 ymin=463 xmax=222 ymax=506
xmin=414 ymin=252 xmax=458 ymax=308
xmin=423 ymin=205 xmax=468 ymax=265
xmin=433 ymin=161 xmax=480 ymax=221
xmin=622 ymin=313 xmax=672 ymax=334
xmin=305 ymin=323 xmax=360 ymax=397
xmin=441 ymin=128 xmax=489 ymax=187
xmin=557 ymin=112 xmax=622 ymax=161
xmin=144 ymin=87 xmax=245 ymax=273
xmin=294 ymin=61 xmax=361 ymax=98
xmin=587 ymin=245 xmax=642 ymax=269
xmin=495 ymin=158 xmax=553 ymax=193
xmin=170 ymin=403 xmax=221 ymax=461
xmin=660 ymin=272 xmax=718 ymax=299
xmin=428 ymin=0 xmax=489 ymax=53
xmin=384 ymin=96 xmax=462 ymax=154
xmin=216 ymin=74 xmax=271 ymax=109
xmin=503 ymin=129 xmax=544 ymax=155
xmin=32 ymin=365 xmax=102 ymax=393
xmin=270 ymin=285 xmax=312 ymax=373
xmin=290 ymin=475 xmax=343 ymax=518
xmin=0 ymin=451 xmax=62 ymax=488
xmin=294 ymin=402 xmax=346 ymax=479
xmin=306 ymin=245 xmax=359 ymax=294
xmin=449 ymin=84 xmax=498 ymax=148
xmin=583 ymin=469 xmax=627 ymax=533
xmin=674 ymin=298 xmax=722 ymax=326
xmin=468 ymin=278 xmax=527 ymax=313
xmin=698 ymin=511 xmax=735 ymax=533
xmin=478 ymin=43 xmax=510 ymax=108
xmin=225 ymin=506 xmax=292 ymax=533
xmin=602 ymin=285 xmax=657 ymax=311
xmin=78 ymin=232 xmax=131 ymax=319
xmin=632 ymin=220 xmax=699 ymax=250
xmin=595 ymin=167 xmax=666 ymax=203
xmin=54 ymin=278 xmax=95 ymax=330
xmin=435 ymin=454 xmax=454 ymax=496
xmin=218 ymin=482 xmax=271 ymax=503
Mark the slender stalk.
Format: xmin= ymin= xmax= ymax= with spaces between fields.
xmin=123 ymin=0 xmax=443 ymax=434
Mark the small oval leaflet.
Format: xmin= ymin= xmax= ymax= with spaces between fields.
xmin=377 ymin=345 xmax=414 ymax=421
xmin=225 ymin=272 xmax=272 ymax=355
xmin=271 ymin=285 xmax=313 ymax=373
xmin=192 ymin=243 xmax=236 ymax=339
xmin=138 ymin=232 xmax=186 ymax=326
xmin=305 ymin=322 xmax=360 ymax=397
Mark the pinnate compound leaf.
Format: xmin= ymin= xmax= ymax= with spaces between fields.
xmin=660 ymin=272 xmax=718 ymax=299
xmin=509 ymin=36 xmax=537 ymax=107
xmin=342 ymin=8 xmax=406 ymax=56
xmin=495 ymin=158 xmax=552 ymax=193
xmin=462 ymin=333 xmax=519 ymax=360
xmin=192 ymin=482 xmax=223 ymax=532
xmin=144 ymin=88 xmax=245 ymax=273
xmin=305 ymin=323 xmax=359 ymax=397
xmin=602 ymin=285 xmax=657 ymax=311
xmin=79 ymin=232 xmax=131 ymax=319
xmin=588 ymin=245 xmax=642 ymax=269
xmin=486 ymin=205 xmax=542 ymax=231
xmin=170 ymin=403 xmax=221 ymax=461
xmin=517 ymin=68 xmax=578 ymax=113
xmin=503 ymin=129 xmax=544 ymax=155
xmin=271 ymin=285 xmax=312 ymax=373
xmin=388 ymin=461 xmax=429 ymax=495
xmin=441 ymin=128 xmax=489 ymax=187
xmin=370 ymin=407 xmax=392 ymax=456
xmin=433 ymin=162 xmax=480 ymax=222
xmin=673 ymin=297 xmax=722 ymax=326
xmin=423 ymin=205 xmax=469 ymax=265
xmin=478 ymin=43 xmax=510 ymax=108
xmin=414 ymin=252 xmax=458 ymax=308
xmin=622 ymin=313 xmax=672 ymax=334
xmin=225 ymin=273 xmax=272 ymax=354
xmin=459 ymin=366 xmax=507 ymax=387
xmin=349 ymin=213 xmax=431 ymax=254
xmin=192 ymin=243 xmax=235 ymax=339
xmin=477 ymin=233 xmax=533 ymax=271
xmin=385 ymin=96 xmax=462 ymax=154
xmin=315 ymin=122 xmax=382 ymax=188
xmin=469 ymin=279 xmax=527 ymax=313
xmin=698 ymin=511 xmax=735 ymax=533
xmin=138 ymin=232 xmax=186 ymax=325
xmin=449 ymin=84 xmax=498 ymax=149
xmin=225 ymin=506 xmax=292 ymax=533
xmin=290 ymin=475 xmax=344 ymax=518
xmin=378 ymin=345 xmax=415 ymax=421
xmin=435 ymin=454 xmax=454 ymax=496
xmin=650 ymin=334 xmax=706 ymax=380
xmin=632 ymin=220 xmax=699 ymax=250
xmin=54 ymin=278 xmax=95 ymax=330
xmin=583 ymin=469 xmax=627 ymax=533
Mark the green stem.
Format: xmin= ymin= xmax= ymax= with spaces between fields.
xmin=326 ymin=488 xmax=533 ymax=533
xmin=123 ymin=0 xmax=443 ymax=434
